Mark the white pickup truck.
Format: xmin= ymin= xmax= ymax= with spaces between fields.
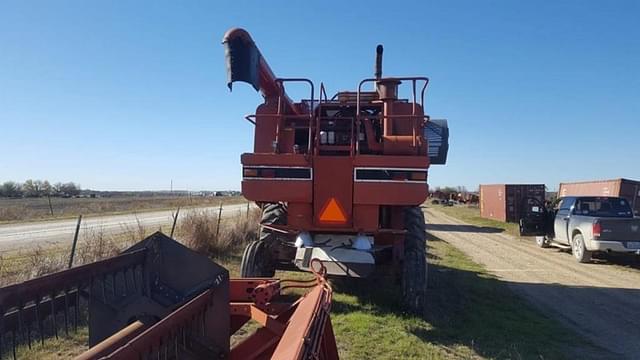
xmin=519 ymin=196 xmax=640 ymax=262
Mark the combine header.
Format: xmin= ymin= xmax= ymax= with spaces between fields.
xmin=0 ymin=233 xmax=337 ymax=359
xmin=224 ymin=28 xmax=449 ymax=312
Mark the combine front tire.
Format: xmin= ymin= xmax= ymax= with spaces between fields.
xmin=402 ymin=206 xmax=427 ymax=314
xmin=240 ymin=241 xmax=275 ymax=277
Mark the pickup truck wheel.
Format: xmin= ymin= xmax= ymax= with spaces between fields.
xmin=535 ymin=236 xmax=549 ymax=248
xmin=571 ymin=233 xmax=592 ymax=263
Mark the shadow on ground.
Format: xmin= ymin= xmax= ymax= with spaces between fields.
xmin=593 ymin=252 xmax=640 ymax=270
xmin=426 ymin=223 xmax=504 ymax=234
xmin=519 ymin=237 xmax=640 ymax=271
xmin=328 ymin=234 xmax=626 ymax=359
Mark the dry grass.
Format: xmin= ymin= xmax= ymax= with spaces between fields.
xmin=177 ymin=208 xmax=261 ymax=256
xmin=0 ymin=206 xmax=260 ymax=287
xmin=25 ymin=245 xmax=68 ymax=278
xmin=76 ymin=227 xmax=126 ymax=265
xmin=0 ymin=218 xmax=152 ymax=287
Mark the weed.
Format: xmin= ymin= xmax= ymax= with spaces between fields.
xmin=177 ymin=208 xmax=260 ymax=256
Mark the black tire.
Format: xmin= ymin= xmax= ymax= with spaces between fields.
xmin=571 ymin=233 xmax=592 ymax=263
xmin=535 ymin=236 xmax=549 ymax=248
xmin=240 ymin=240 xmax=275 ymax=277
xmin=259 ymin=203 xmax=287 ymax=242
xmin=402 ymin=206 xmax=427 ymax=314
xmin=239 ymin=203 xmax=287 ymax=278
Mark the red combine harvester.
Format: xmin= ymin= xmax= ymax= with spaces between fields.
xmin=0 ymin=28 xmax=448 ymax=360
xmin=224 ymin=28 xmax=449 ymax=311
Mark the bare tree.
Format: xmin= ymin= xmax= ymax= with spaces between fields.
xmin=22 ymin=179 xmax=37 ymax=197
xmin=0 ymin=181 xmax=22 ymax=197
xmin=6 ymin=179 xmax=80 ymax=198
xmin=22 ymin=179 xmax=46 ymax=197
xmin=61 ymin=182 xmax=81 ymax=196
xmin=42 ymin=180 xmax=52 ymax=195
xmin=52 ymin=182 xmax=63 ymax=195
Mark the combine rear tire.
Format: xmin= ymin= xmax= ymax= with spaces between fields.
xmin=239 ymin=203 xmax=287 ymax=278
xmin=259 ymin=203 xmax=287 ymax=242
xmin=240 ymin=241 xmax=275 ymax=277
xmin=402 ymin=206 xmax=427 ymax=314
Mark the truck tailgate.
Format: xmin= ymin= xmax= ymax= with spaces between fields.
xmin=598 ymin=218 xmax=640 ymax=241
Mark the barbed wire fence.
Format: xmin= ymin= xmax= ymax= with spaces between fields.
xmin=0 ymin=201 xmax=258 ymax=286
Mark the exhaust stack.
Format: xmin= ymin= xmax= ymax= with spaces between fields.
xmin=375 ymin=44 xmax=383 ymax=80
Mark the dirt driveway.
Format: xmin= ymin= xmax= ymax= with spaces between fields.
xmin=426 ymin=208 xmax=640 ymax=360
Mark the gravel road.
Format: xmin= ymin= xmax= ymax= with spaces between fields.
xmin=426 ymin=207 xmax=640 ymax=360
xmin=0 ymin=203 xmax=253 ymax=251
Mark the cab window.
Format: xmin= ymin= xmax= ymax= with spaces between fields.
xmin=556 ymin=197 xmax=575 ymax=216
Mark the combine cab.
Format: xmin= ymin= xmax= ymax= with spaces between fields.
xmin=224 ymin=28 xmax=449 ymax=312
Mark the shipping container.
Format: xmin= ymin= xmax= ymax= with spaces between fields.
xmin=479 ymin=184 xmax=546 ymax=222
xmin=558 ymin=178 xmax=640 ymax=215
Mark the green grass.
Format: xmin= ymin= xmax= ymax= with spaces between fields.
xmin=323 ymin=234 xmax=594 ymax=360
xmin=429 ymin=204 xmax=519 ymax=236
xmin=15 ymin=327 xmax=88 ymax=359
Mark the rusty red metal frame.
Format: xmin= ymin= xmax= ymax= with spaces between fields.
xmin=0 ymin=249 xmax=147 ymax=359
xmin=229 ymin=260 xmax=337 ymax=360
xmin=78 ymin=260 xmax=338 ymax=360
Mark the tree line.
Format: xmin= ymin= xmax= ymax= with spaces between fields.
xmin=0 ymin=180 xmax=81 ymax=198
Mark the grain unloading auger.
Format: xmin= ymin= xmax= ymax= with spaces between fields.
xmin=0 ymin=233 xmax=338 ymax=359
xmin=224 ymin=28 xmax=449 ymax=313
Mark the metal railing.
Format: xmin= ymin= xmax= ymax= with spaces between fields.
xmin=241 ymin=76 xmax=432 ymax=156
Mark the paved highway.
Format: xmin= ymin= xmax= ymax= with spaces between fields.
xmin=0 ymin=203 xmax=252 ymax=251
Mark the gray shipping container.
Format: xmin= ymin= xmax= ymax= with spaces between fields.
xmin=480 ymin=184 xmax=546 ymax=222
xmin=558 ymin=178 xmax=640 ymax=215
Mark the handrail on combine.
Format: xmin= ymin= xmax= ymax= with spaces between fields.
xmin=355 ymin=77 xmax=430 ymax=152
xmin=275 ymin=78 xmax=315 ymax=155
xmin=356 ymin=76 xmax=430 ymax=115
xmin=241 ymin=78 xmax=315 ymax=155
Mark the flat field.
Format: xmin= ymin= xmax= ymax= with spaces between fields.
xmin=0 ymin=195 xmax=245 ymax=223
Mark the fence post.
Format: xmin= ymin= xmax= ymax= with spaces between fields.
xmin=170 ymin=207 xmax=180 ymax=238
xmin=246 ymin=202 xmax=250 ymax=219
xmin=68 ymin=215 xmax=82 ymax=269
xmin=47 ymin=195 xmax=54 ymax=216
xmin=215 ymin=203 xmax=223 ymax=241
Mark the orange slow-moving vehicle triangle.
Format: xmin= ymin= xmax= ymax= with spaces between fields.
xmin=319 ymin=198 xmax=347 ymax=223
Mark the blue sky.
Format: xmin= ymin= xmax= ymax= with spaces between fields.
xmin=1 ymin=1 xmax=638 ymax=191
